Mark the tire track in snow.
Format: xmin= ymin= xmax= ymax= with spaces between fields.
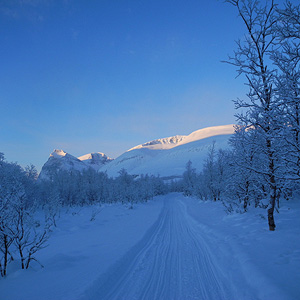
xmin=82 ymin=196 xmax=235 ymax=300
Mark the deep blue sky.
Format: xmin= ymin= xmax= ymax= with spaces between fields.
xmin=0 ymin=0 xmax=285 ymax=170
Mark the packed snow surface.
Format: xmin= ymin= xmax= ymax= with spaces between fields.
xmin=82 ymin=196 xmax=236 ymax=300
xmin=1 ymin=194 xmax=299 ymax=300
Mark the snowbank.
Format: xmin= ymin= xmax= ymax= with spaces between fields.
xmin=184 ymin=196 xmax=300 ymax=300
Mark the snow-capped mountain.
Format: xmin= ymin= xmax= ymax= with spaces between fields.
xmin=39 ymin=150 xmax=87 ymax=181
xmin=102 ymin=125 xmax=234 ymax=177
xmin=39 ymin=125 xmax=235 ymax=180
xmin=78 ymin=152 xmax=113 ymax=170
xmin=129 ymin=135 xmax=186 ymax=151
xmin=39 ymin=150 xmax=113 ymax=181
xmin=129 ymin=125 xmax=235 ymax=151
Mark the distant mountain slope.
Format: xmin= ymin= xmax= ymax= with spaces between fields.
xmin=128 ymin=135 xmax=186 ymax=151
xmin=39 ymin=125 xmax=235 ymax=180
xmin=78 ymin=152 xmax=113 ymax=171
xmin=129 ymin=125 xmax=234 ymax=151
xmin=39 ymin=150 xmax=87 ymax=181
xmin=101 ymin=125 xmax=235 ymax=177
xmin=101 ymin=134 xmax=232 ymax=178
xmin=39 ymin=150 xmax=113 ymax=180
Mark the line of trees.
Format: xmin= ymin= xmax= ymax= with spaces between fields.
xmin=0 ymin=153 xmax=168 ymax=277
xmin=177 ymin=1 xmax=299 ymax=232
xmin=223 ymin=0 xmax=300 ymax=230
xmin=0 ymin=154 xmax=52 ymax=277
xmin=179 ymin=136 xmax=299 ymax=216
xmin=39 ymin=167 xmax=167 ymax=209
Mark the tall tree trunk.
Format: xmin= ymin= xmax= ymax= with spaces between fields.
xmin=268 ymin=193 xmax=276 ymax=231
xmin=18 ymin=244 xmax=25 ymax=269
xmin=268 ymin=145 xmax=277 ymax=231
xmin=3 ymin=234 xmax=9 ymax=276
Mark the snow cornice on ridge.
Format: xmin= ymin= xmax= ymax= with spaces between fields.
xmin=127 ymin=124 xmax=235 ymax=152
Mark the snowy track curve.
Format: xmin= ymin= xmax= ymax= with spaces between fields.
xmin=83 ymin=196 xmax=235 ymax=300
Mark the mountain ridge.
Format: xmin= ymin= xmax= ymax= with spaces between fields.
xmin=39 ymin=124 xmax=235 ymax=180
xmin=128 ymin=124 xmax=234 ymax=151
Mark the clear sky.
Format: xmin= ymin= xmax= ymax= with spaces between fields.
xmin=0 ymin=0 xmax=286 ymax=171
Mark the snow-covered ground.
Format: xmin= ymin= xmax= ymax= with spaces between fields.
xmin=184 ymin=196 xmax=300 ymax=300
xmin=1 ymin=200 xmax=163 ymax=300
xmin=1 ymin=193 xmax=299 ymax=300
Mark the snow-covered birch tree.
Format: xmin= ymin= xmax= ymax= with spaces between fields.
xmin=273 ymin=1 xmax=300 ymax=184
xmin=225 ymin=0 xmax=280 ymax=230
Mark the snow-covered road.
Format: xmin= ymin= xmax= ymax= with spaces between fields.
xmin=3 ymin=194 xmax=298 ymax=300
xmin=84 ymin=196 xmax=236 ymax=300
